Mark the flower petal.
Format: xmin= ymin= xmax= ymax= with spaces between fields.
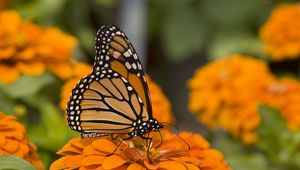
xmin=186 ymin=164 xmax=200 ymax=170
xmin=58 ymin=144 xmax=83 ymax=155
xmin=17 ymin=61 xmax=45 ymax=76
xmin=127 ymin=163 xmax=146 ymax=170
xmin=63 ymin=155 xmax=85 ymax=168
xmin=83 ymin=145 xmax=103 ymax=155
xmin=143 ymin=160 xmax=158 ymax=170
xmin=3 ymin=138 xmax=19 ymax=153
xmin=0 ymin=65 xmax=19 ymax=84
xmin=102 ymin=155 xmax=127 ymax=170
xmin=73 ymin=62 xmax=92 ymax=77
xmin=92 ymin=139 xmax=116 ymax=154
xmin=17 ymin=48 xmax=35 ymax=60
xmin=50 ymin=157 xmax=67 ymax=170
xmin=82 ymin=155 xmax=105 ymax=166
xmin=47 ymin=63 xmax=73 ymax=80
xmin=158 ymin=161 xmax=186 ymax=170
xmin=80 ymin=165 xmax=101 ymax=170
xmin=0 ymin=135 xmax=6 ymax=146
xmin=0 ymin=47 xmax=15 ymax=59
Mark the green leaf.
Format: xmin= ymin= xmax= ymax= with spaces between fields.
xmin=213 ymin=132 xmax=245 ymax=155
xmin=38 ymin=150 xmax=54 ymax=169
xmin=257 ymin=104 xmax=299 ymax=166
xmin=161 ymin=9 xmax=206 ymax=62
xmin=92 ymin=0 xmax=118 ymax=7
xmin=258 ymin=104 xmax=287 ymax=135
xmin=27 ymin=98 xmax=77 ymax=151
xmin=213 ymin=134 xmax=269 ymax=170
xmin=0 ymin=73 xmax=54 ymax=98
xmin=16 ymin=0 xmax=68 ymax=26
xmin=200 ymin=0 xmax=265 ymax=27
xmin=0 ymin=93 xmax=16 ymax=114
xmin=208 ymin=32 xmax=262 ymax=59
xmin=0 ymin=155 xmax=36 ymax=170
xmin=291 ymin=152 xmax=300 ymax=168
xmin=228 ymin=153 xmax=269 ymax=170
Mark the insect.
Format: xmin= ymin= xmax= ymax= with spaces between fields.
xmin=66 ymin=25 xmax=163 ymax=145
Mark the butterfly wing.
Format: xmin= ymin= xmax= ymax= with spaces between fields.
xmin=66 ymin=68 xmax=149 ymax=137
xmin=93 ymin=25 xmax=153 ymax=117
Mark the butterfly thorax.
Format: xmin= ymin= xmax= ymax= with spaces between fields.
xmin=130 ymin=118 xmax=163 ymax=137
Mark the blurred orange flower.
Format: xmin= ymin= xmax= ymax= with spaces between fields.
xmin=259 ymin=3 xmax=300 ymax=60
xmin=188 ymin=55 xmax=300 ymax=144
xmin=188 ymin=55 xmax=275 ymax=144
xmin=60 ymin=69 xmax=174 ymax=124
xmin=50 ymin=130 xmax=231 ymax=170
xmin=147 ymin=76 xmax=174 ymax=124
xmin=0 ymin=10 xmax=77 ymax=84
xmin=264 ymin=78 xmax=300 ymax=131
xmin=0 ymin=112 xmax=44 ymax=170
xmin=59 ymin=62 xmax=93 ymax=110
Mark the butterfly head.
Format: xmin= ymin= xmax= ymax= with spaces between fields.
xmin=131 ymin=118 xmax=163 ymax=137
xmin=149 ymin=118 xmax=163 ymax=132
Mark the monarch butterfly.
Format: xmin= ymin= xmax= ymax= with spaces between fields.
xmin=66 ymin=25 xmax=163 ymax=143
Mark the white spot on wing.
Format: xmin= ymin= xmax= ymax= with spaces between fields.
xmin=124 ymin=51 xmax=130 ymax=57
xmin=132 ymin=63 xmax=137 ymax=69
xmin=125 ymin=62 xmax=132 ymax=69
xmin=127 ymin=86 xmax=133 ymax=91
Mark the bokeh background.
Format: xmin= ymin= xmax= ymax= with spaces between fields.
xmin=1 ymin=0 xmax=300 ymax=169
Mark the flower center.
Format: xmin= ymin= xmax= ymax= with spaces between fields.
xmin=1 ymin=58 xmax=17 ymax=66
xmin=122 ymin=137 xmax=160 ymax=163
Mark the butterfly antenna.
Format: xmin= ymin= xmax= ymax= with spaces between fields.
xmin=156 ymin=131 xmax=163 ymax=148
xmin=161 ymin=122 xmax=180 ymax=131
xmin=161 ymin=122 xmax=191 ymax=150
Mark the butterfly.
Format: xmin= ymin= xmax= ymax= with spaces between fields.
xmin=66 ymin=25 xmax=163 ymax=142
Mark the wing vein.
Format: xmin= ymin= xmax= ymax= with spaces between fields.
xmin=81 ymin=120 xmax=131 ymax=125
xmin=81 ymin=107 xmax=135 ymax=122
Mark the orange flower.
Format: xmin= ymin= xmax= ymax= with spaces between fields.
xmin=259 ymin=3 xmax=300 ymax=60
xmin=50 ymin=129 xmax=231 ymax=170
xmin=60 ymin=67 xmax=174 ymax=124
xmin=0 ymin=112 xmax=44 ymax=170
xmin=0 ymin=10 xmax=77 ymax=84
xmin=188 ymin=55 xmax=275 ymax=144
xmin=59 ymin=62 xmax=93 ymax=110
xmin=188 ymin=54 xmax=300 ymax=144
xmin=263 ymin=78 xmax=300 ymax=131
xmin=147 ymin=76 xmax=174 ymax=124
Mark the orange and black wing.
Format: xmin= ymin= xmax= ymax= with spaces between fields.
xmin=93 ymin=25 xmax=153 ymax=117
xmin=66 ymin=68 xmax=149 ymax=137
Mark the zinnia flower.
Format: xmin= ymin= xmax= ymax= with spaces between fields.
xmin=0 ymin=10 xmax=77 ymax=84
xmin=188 ymin=54 xmax=300 ymax=144
xmin=263 ymin=78 xmax=300 ymax=131
xmin=147 ymin=76 xmax=174 ymax=124
xmin=59 ymin=62 xmax=93 ymax=110
xmin=188 ymin=55 xmax=275 ymax=144
xmin=259 ymin=3 xmax=300 ymax=60
xmin=50 ymin=129 xmax=231 ymax=170
xmin=60 ymin=68 xmax=174 ymax=125
xmin=0 ymin=112 xmax=44 ymax=170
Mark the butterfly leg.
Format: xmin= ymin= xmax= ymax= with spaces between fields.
xmin=107 ymin=136 xmax=132 ymax=156
xmin=145 ymin=132 xmax=150 ymax=147
xmin=111 ymin=134 xmax=119 ymax=140
xmin=106 ymin=139 xmax=123 ymax=156
xmin=141 ymin=135 xmax=153 ymax=163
